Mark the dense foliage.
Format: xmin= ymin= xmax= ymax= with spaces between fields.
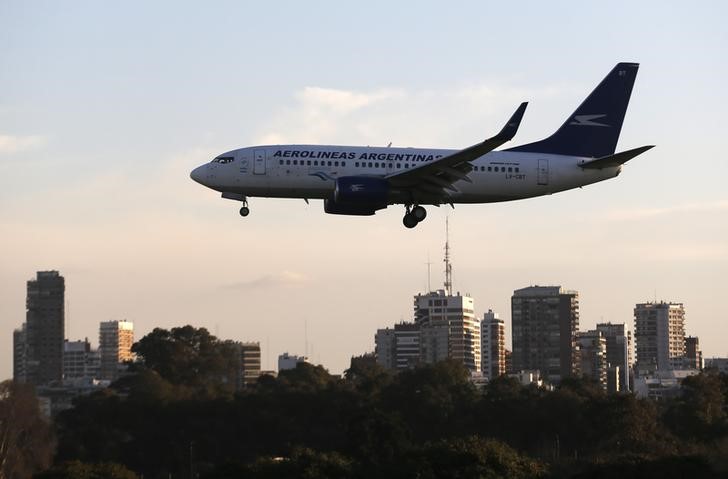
xmin=0 ymin=381 xmax=55 ymax=478
xmin=38 ymin=327 xmax=728 ymax=478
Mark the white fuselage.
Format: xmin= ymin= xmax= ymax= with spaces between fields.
xmin=191 ymin=144 xmax=620 ymax=205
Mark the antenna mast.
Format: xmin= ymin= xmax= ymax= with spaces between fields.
xmin=444 ymin=217 xmax=453 ymax=296
xmin=426 ymin=253 xmax=432 ymax=292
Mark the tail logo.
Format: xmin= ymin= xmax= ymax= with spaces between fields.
xmin=570 ymin=114 xmax=610 ymax=127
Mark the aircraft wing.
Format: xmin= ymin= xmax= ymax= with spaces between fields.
xmin=385 ymin=102 xmax=528 ymax=198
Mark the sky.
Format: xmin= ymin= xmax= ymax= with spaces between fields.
xmin=1 ymin=1 xmax=727 ymax=378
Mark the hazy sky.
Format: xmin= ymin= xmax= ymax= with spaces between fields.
xmin=2 ymin=1 xmax=727 ymax=378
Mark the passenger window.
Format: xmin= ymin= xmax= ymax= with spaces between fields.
xmin=279 ymin=160 xmax=283 ymax=165
xmin=396 ymin=164 xmax=401 ymax=169
xmin=508 ymin=167 xmax=512 ymax=172
xmin=307 ymin=160 xmax=311 ymax=166
xmin=375 ymin=162 xmax=379 ymax=168
xmin=334 ymin=161 xmax=339 ymax=167
xmin=515 ymin=167 xmax=520 ymax=172
xmin=355 ymin=162 xmax=359 ymax=167
xmin=328 ymin=161 xmax=332 ymax=166
xmin=286 ymin=160 xmax=291 ymax=165
xmin=368 ymin=162 xmax=372 ymax=168
xmin=405 ymin=164 xmax=409 ymax=168
xmin=342 ymin=161 xmax=346 ymax=167
xmin=487 ymin=166 xmax=491 ymax=171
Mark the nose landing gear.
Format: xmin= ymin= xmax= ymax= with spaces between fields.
xmin=403 ymin=205 xmax=427 ymax=229
xmin=238 ymin=198 xmax=250 ymax=217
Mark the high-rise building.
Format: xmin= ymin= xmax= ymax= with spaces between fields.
xmin=415 ymin=290 xmax=481 ymax=372
xmin=481 ymin=310 xmax=505 ymax=380
xmin=685 ymin=336 xmax=703 ymax=370
xmin=634 ymin=302 xmax=685 ymax=373
xmin=511 ymin=286 xmax=579 ymax=384
xmin=596 ymin=322 xmax=632 ymax=392
xmin=375 ymin=322 xmax=420 ymax=370
xmin=25 ymin=271 xmax=65 ymax=385
xmin=99 ymin=320 xmax=134 ymax=381
xmin=240 ymin=342 xmax=261 ymax=387
xmin=577 ymin=330 xmax=608 ymax=391
xmin=13 ymin=324 xmax=27 ymax=382
xmin=375 ymin=328 xmax=395 ymax=369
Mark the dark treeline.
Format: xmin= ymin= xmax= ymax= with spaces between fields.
xmin=5 ymin=326 xmax=727 ymax=478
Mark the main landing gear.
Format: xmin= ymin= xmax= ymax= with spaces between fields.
xmin=403 ymin=205 xmax=427 ymax=229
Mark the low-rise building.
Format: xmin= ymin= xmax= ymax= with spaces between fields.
xmin=278 ymin=353 xmax=309 ymax=371
xmin=633 ymin=369 xmax=699 ymax=400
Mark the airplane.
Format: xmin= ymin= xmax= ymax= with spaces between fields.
xmin=190 ymin=62 xmax=653 ymax=228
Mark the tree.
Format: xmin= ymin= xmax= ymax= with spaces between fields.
xmin=0 ymin=381 xmax=55 ymax=479
xmin=34 ymin=460 xmax=137 ymax=479
xmin=401 ymin=436 xmax=547 ymax=479
xmin=276 ymin=363 xmax=340 ymax=392
xmin=130 ymin=326 xmax=240 ymax=397
xmin=665 ymin=371 xmax=728 ymax=440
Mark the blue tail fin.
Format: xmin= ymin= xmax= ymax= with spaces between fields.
xmin=507 ymin=62 xmax=639 ymax=158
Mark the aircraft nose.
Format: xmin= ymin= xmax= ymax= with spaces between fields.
xmin=190 ymin=165 xmax=206 ymax=185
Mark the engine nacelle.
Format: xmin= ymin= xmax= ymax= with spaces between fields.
xmin=334 ymin=176 xmax=390 ymax=204
xmin=324 ymin=199 xmax=378 ymax=216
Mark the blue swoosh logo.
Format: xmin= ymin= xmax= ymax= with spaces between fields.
xmin=309 ymin=171 xmax=336 ymax=181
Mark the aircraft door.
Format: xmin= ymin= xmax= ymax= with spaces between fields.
xmin=537 ymin=159 xmax=549 ymax=185
xmin=254 ymin=149 xmax=266 ymax=175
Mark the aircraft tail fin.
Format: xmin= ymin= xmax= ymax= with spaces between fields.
xmin=507 ymin=62 xmax=640 ymax=158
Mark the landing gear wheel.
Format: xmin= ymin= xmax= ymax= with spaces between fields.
xmin=239 ymin=206 xmax=250 ymax=217
xmin=412 ymin=206 xmax=427 ymax=222
xmin=403 ymin=213 xmax=418 ymax=229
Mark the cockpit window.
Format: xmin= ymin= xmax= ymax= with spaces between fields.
xmin=213 ymin=156 xmax=235 ymax=164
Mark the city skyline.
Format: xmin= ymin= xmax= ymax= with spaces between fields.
xmin=2 ymin=2 xmax=727 ymax=379
xmin=8 ymin=266 xmax=712 ymax=380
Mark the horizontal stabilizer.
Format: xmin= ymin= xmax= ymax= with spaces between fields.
xmin=579 ymin=145 xmax=654 ymax=169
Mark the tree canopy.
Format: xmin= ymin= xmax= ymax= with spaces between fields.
xmin=35 ymin=326 xmax=728 ymax=478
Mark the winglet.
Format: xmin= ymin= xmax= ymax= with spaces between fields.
xmin=496 ymin=102 xmax=528 ymax=142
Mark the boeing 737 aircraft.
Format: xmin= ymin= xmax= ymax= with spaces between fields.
xmin=191 ymin=62 xmax=653 ymax=228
